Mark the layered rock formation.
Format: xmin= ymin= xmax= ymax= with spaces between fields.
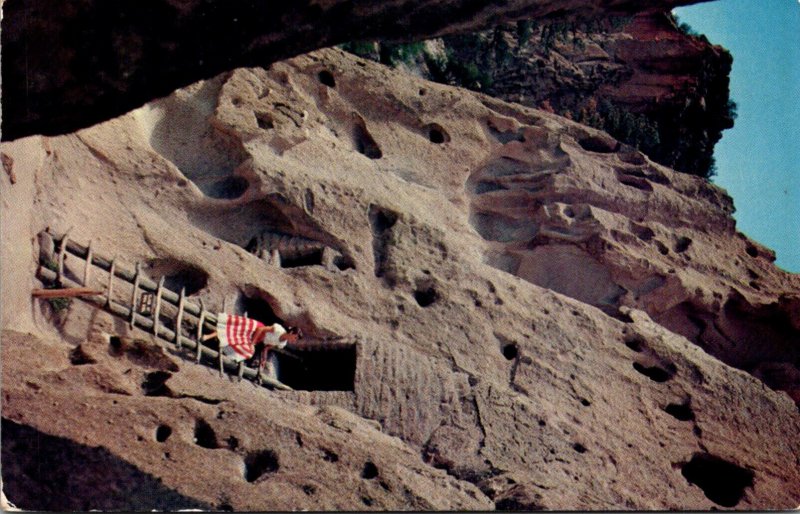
xmin=346 ymin=9 xmax=733 ymax=177
xmin=1 ymin=0 xmax=707 ymax=141
xmin=2 ymin=47 xmax=799 ymax=510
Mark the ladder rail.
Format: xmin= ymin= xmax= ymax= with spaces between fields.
xmin=46 ymin=231 xmax=218 ymax=330
xmin=36 ymin=260 xmax=292 ymax=391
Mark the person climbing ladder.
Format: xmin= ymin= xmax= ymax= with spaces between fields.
xmin=203 ymin=313 xmax=301 ymax=379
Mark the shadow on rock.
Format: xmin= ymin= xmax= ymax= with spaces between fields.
xmin=1 ymin=418 xmax=211 ymax=511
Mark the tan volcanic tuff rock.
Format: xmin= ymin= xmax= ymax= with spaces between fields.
xmin=2 ymin=0 xmax=706 ymax=140
xmin=2 ymin=48 xmax=799 ymax=510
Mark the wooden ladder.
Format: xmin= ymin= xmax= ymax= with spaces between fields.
xmin=35 ymin=229 xmax=293 ymax=391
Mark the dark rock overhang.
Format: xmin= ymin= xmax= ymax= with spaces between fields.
xmin=1 ymin=0 xmax=708 ymax=141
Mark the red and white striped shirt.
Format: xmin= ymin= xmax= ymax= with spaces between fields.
xmin=215 ymin=313 xmax=286 ymax=361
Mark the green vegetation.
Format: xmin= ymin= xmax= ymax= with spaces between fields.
xmin=726 ymin=99 xmax=739 ymax=122
xmin=573 ymin=99 xmax=661 ymax=157
xmin=426 ymin=50 xmax=494 ymax=91
xmin=608 ymin=16 xmax=633 ymax=31
xmin=379 ymin=41 xmax=427 ymax=66
xmin=669 ymin=13 xmax=709 ymax=42
xmin=678 ymin=21 xmax=697 ymax=36
xmin=492 ymin=27 xmax=514 ymax=67
xmin=339 ymin=12 xmax=731 ymax=180
xmin=540 ymin=20 xmax=572 ymax=53
xmin=338 ymin=41 xmax=377 ymax=58
xmin=340 ymin=37 xmax=494 ymax=90
xmin=516 ymin=20 xmax=535 ymax=47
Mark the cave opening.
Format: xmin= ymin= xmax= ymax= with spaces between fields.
xmin=147 ymin=259 xmax=209 ymax=296
xmin=281 ymin=249 xmax=324 ymax=268
xmin=353 ymin=123 xmax=383 ymax=159
xmin=665 ymin=402 xmax=695 ymax=421
xmin=502 ymin=343 xmax=519 ymax=360
xmin=414 ymin=286 xmax=439 ymax=307
xmin=681 ymin=453 xmax=753 ymax=507
xmin=632 ymin=361 xmax=674 ymax=383
xmin=318 ymin=70 xmax=336 ymax=88
xmin=235 ymin=291 xmax=283 ymax=326
xmin=425 ymin=123 xmax=450 ymax=144
xmin=273 ymin=342 xmax=356 ymax=391
xmin=244 ymin=449 xmax=280 ymax=482
xmin=206 ymin=176 xmax=249 ymax=200
xmin=579 ymin=135 xmax=619 ymax=153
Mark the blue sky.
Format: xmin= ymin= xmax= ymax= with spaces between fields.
xmin=674 ymin=0 xmax=800 ymax=273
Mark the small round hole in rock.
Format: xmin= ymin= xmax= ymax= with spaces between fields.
xmin=745 ymin=245 xmax=759 ymax=258
xmin=256 ymin=112 xmax=274 ymax=130
xmin=632 ymin=362 xmax=673 ymax=383
xmin=244 ymin=449 xmax=280 ymax=482
xmin=414 ymin=287 xmax=439 ymax=307
xmin=674 ymin=236 xmax=692 ymax=253
xmin=425 ymin=123 xmax=450 ymax=144
xmin=353 ymin=123 xmax=382 ymax=159
xmin=109 ymin=336 xmax=122 ymax=351
xmin=573 ymin=443 xmax=587 ymax=453
xmin=665 ymin=402 xmax=694 ymax=421
xmin=318 ymin=70 xmax=336 ymax=88
xmin=194 ymin=419 xmax=219 ymax=449
xmin=633 ymin=225 xmax=655 ymax=242
xmin=362 ymin=461 xmax=379 ymax=479
xmin=155 ymin=425 xmax=172 ymax=442
xmin=322 ymin=449 xmax=338 ymax=462
xmin=333 ymin=254 xmax=356 ymax=271
xmin=624 ymin=335 xmax=645 ymax=353
xmin=502 ymin=343 xmax=519 ymax=360
xmin=69 ymin=345 xmax=96 ymax=366
xmin=142 ymin=371 xmax=173 ymax=397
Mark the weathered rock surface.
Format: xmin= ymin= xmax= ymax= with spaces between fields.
xmin=2 ymin=48 xmax=799 ymax=510
xmin=1 ymin=0 xmax=705 ymax=141
xmin=353 ymin=9 xmax=733 ymax=177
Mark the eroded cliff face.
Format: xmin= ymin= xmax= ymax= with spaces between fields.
xmin=2 ymin=48 xmax=799 ymax=511
xmin=1 ymin=0 xmax=706 ymax=141
xmin=348 ymin=9 xmax=733 ymax=178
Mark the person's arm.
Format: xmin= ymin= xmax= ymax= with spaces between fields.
xmin=258 ymin=345 xmax=270 ymax=371
xmin=253 ymin=325 xmax=275 ymax=345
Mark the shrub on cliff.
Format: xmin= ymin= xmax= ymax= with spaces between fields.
xmin=425 ymin=50 xmax=493 ymax=91
xmin=574 ymin=100 xmax=661 ymax=160
xmin=379 ymin=42 xmax=427 ymax=66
